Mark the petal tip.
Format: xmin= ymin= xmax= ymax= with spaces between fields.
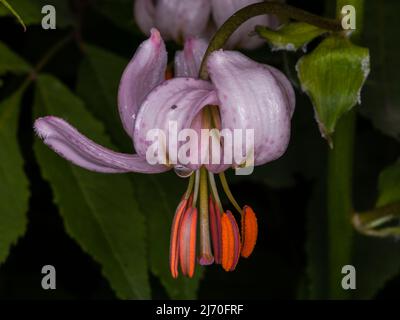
xmin=150 ymin=28 xmax=162 ymax=44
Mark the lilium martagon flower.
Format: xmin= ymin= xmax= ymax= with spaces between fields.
xmin=34 ymin=29 xmax=295 ymax=278
xmin=134 ymin=0 xmax=281 ymax=49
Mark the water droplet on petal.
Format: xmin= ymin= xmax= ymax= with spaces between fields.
xmin=174 ymin=165 xmax=193 ymax=178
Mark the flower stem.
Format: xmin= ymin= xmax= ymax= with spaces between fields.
xmin=325 ymin=0 xmax=364 ymax=299
xmin=199 ymin=2 xmax=342 ymax=79
xmin=327 ymin=109 xmax=356 ymax=299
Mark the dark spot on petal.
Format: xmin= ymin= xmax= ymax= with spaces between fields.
xmin=171 ymin=105 xmax=178 ymax=110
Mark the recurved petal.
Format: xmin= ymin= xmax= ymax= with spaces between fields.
xmin=266 ymin=65 xmax=295 ymax=117
xmin=211 ymin=0 xmax=280 ymax=49
xmin=133 ymin=78 xmax=219 ymax=170
xmin=34 ymin=116 xmax=169 ymax=174
xmin=208 ymin=50 xmax=293 ymax=166
xmin=118 ymin=29 xmax=167 ymax=138
xmin=134 ymin=0 xmax=156 ymax=36
xmin=155 ymin=0 xmax=211 ymax=42
xmin=175 ymin=37 xmax=209 ymax=78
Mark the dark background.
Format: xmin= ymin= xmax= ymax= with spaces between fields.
xmin=0 ymin=0 xmax=399 ymax=299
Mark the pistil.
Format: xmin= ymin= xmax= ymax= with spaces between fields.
xmin=198 ymin=167 xmax=215 ymax=265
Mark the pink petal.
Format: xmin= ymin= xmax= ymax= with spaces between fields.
xmin=175 ymin=37 xmax=208 ymax=77
xmin=118 ymin=29 xmax=167 ymax=138
xmin=133 ymin=0 xmax=156 ymax=37
xmin=155 ymin=0 xmax=211 ymax=42
xmin=34 ymin=116 xmax=168 ymax=174
xmin=133 ymin=78 xmax=219 ymax=171
xmin=207 ymin=50 xmax=294 ymax=166
xmin=266 ymin=65 xmax=295 ymax=117
xmin=211 ymin=0 xmax=280 ymax=49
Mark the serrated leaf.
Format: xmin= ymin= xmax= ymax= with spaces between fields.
xmin=0 ymin=0 xmax=73 ymax=27
xmin=0 ymin=41 xmax=31 ymax=75
xmin=33 ymin=74 xmax=150 ymax=299
xmin=76 ymin=45 xmax=203 ymax=298
xmin=0 ymin=91 xmax=29 ymax=264
xmin=256 ymin=22 xmax=327 ymax=52
xmin=77 ymin=45 xmax=131 ymax=150
xmin=360 ymin=0 xmax=400 ymax=141
xmin=296 ymin=35 xmax=370 ymax=141
xmin=377 ymin=161 xmax=400 ymax=207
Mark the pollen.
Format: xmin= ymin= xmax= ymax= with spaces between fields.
xmin=221 ymin=211 xmax=241 ymax=272
xmin=241 ymin=206 xmax=258 ymax=258
xmin=169 ymin=199 xmax=187 ymax=279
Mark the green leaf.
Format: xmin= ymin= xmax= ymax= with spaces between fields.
xmin=0 ymin=0 xmax=26 ymax=30
xmin=296 ymin=35 xmax=370 ymax=142
xmin=33 ymin=74 xmax=150 ymax=299
xmin=76 ymin=45 xmax=203 ymax=298
xmin=0 ymin=0 xmax=73 ymax=27
xmin=360 ymin=0 xmax=400 ymax=141
xmin=0 ymin=41 xmax=31 ymax=75
xmin=0 ymin=91 xmax=29 ymax=264
xmin=377 ymin=161 xmax=400 ymax=207
xmin=77 ymin=45 xmax=131 ymax=151
xmin=256 ymin=23 xmax=327 ymax=52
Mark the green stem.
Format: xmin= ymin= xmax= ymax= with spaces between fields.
xmin=327 ymin=110 xmax=356 ymax=299
xmin=326 ymin=0 xmax=364 ymax=299
xmin=199 ymin=2 xmax=342 ymax=79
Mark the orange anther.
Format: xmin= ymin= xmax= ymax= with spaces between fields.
xmin=169 ymin=199 xmax=187 ymax=278
xmin=241 ymin=206 xmax=258 ymax=258
xmin=179 ymin=207 xmax=198 ymax=278
xmin=221 ymin=211 xmax=241 ymax=272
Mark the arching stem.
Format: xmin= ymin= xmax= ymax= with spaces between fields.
xmin=199 ymin=2 xmax=342 ymax=79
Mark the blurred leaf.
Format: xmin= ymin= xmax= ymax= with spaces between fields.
xmin=296 ymin=35 xmax=370 ymax=142
xmin=256 ymin=22 xmax=327 ymax=52
xmin=0 ymin=41 xmax=31 ymax=75
xmin=77 ymin=45 xmax=203 ymax=298
xmin=33 ymin=74 xmax=150 ymax=299
xmin=352 ymin=233 xmax=400 ymax=298
xmin=377 ymin=161 xmax=400 ymax=206
xmin=0 ymin=0 xmax=26 ymax=30
xmin=360 ymin=0 xmax=400 ymax=141
xmin=0 ymin=0 xmax=73 ymax=27
xmin=77 ymin=45 xmax=131 ymax=151
xmin=95 ymin=0 xmax=139 ymax=33
xmin=0 ymin=91 xmax=29 ymax=264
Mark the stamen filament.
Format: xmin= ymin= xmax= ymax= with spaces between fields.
xmin=184 ymin=173 xmax=195 ymax=200
xmin=192 ymin=169 xmax=200 ymax=207
xmin=219 ymin=172 xmax=242 ymax=214
xmin=199 ymin=167 xmax=214 ymax=265
xmin=208 ymin=171 xmax=223 ymax=213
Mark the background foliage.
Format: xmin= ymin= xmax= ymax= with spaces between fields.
xmin=0 ymin=0 xmax=399 ymax=299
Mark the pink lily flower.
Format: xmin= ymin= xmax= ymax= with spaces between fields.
xmin=134 ymin=0 xmax=212 ymax=42
xmin=134 ymin=0 xmax=280 ymax=49
xmin=34 ymin=29 xmax=294 ymax=278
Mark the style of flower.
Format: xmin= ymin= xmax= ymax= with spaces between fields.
xmin=134 ymin=0 xmax=280 ymax=49
xmin=34 ymin=29 xmax=295 ymax=278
